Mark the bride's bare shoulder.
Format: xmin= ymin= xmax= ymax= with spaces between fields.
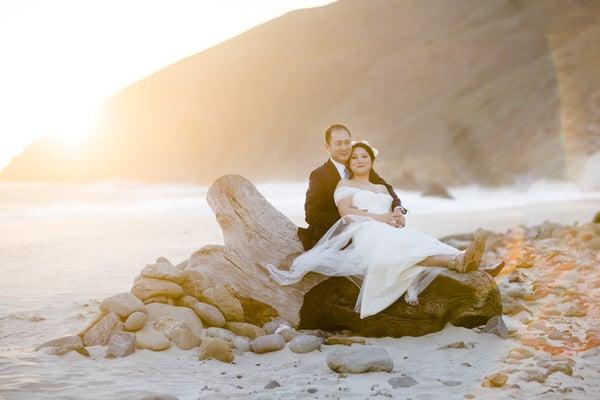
xmin=336 ymin=179 xmax=355 ymax=188
xmin=374 ymin=183 xmax=389 ymax=193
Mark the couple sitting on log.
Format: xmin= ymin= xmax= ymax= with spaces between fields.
xmin=267 ymin=124 xmax=503 ymax=319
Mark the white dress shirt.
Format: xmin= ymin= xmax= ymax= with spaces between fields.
xmin=330 ymin=158 xmax=349 ymax=179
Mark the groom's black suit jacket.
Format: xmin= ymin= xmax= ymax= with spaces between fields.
xmin=298 ymin=159 xmax=401 ymax=250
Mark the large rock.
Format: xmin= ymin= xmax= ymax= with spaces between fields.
xmin=36 ymin=335 xmax=82 ymax=351
xmin=251 ymin=334 xmax=285 ymax=354
xmin=288 ymin=335 xmax=323 ymax=354
xmin=200 ymin=286 xmax=244 ymax=322
xmin=131 ymin=278 xmax=184 ymax=301
xmin=225 ymin=322 xmax=265 ymax=340
xmin=125 ymin=312 xmax=148 ymax=331
xmin=326 ymin=346 xmax=393 ymax=374
xmin=152 ymin=316 xmax=200 ymax=350
xmin=105 ymin=332 xmax=136 ymax=358
xmin=135 ymin=327 xmax=171 ymax=351
xmin=169 ymin=328 xmax=201 ymax=350
xmin=205 ymin=327 xmax=236 ymax=342
xmin=141 ymin=261 xmax=184 ymax=285
xmin=83 ymin=312 xmax=124 ymax=346
xmin=193 ymin=302 xmax=226 ymax=328
xmin=100 ymin=292 xmax=147 ymax=318
xmin=145 ymin=303 xmax=203 ymax=338
xmin=52 ymin=343 xmax=90 ymax=357
xmin=197 ymin=337 xmax=234 ymax=363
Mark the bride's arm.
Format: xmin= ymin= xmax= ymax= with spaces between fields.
xmin=336 ymin=195 xmax=395 ymax=225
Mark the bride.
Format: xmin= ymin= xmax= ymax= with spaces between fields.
xmin=268 ymin=141 xmax=488 ymax=319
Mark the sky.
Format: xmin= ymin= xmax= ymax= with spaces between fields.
xmin=0 ymin=0 xmax=334 ymax=170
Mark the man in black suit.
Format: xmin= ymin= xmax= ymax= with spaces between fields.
xmin=298 ymin=124 xmax=405 ymax=250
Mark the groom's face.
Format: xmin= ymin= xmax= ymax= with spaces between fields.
xmin=326 ymin=129 xmax=352 ymax=164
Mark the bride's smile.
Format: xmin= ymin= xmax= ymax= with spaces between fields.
xmin=349 ymin=147 xmax=372 ymax=177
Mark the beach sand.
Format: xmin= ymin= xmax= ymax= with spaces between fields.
xmin=1 ymin=185 xmax=600 ymax=399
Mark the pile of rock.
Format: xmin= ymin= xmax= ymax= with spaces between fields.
xmin=37 ymin=258 xmax=336 ymax=364
xmin=38 ymin=256 xmax=398 ymax=374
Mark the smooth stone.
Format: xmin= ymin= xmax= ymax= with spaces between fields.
xmin=144 ymin=296 xmax=169 ymax=305
xmin=77 ymin=312 xmax=108 ymax=338
xmin=137 ymin=394 xmax=180 ymax=400
xmin=176 ymin=295 xmax=199 ymax=309
xmin=277 ymin=327 xmax=300 ymax=342
xmin=205 ymin=327 xmax=236 ymax=342
xmin=524 ymin=370 xmax=547 ymax=383
xmin=508 ymin=348 xmax=534 ymax=360
xmin=36 ymin=335 xmax=82 ymax=351
xmin=52 ymin=343 xmax=90 ymax=357
xmin=135 ymin=328 xmax=171 ymax=351
xmin=201 ymin=286 xmax=244 ymax=321
xmin=437 ymin=341 xmax=468 ymax=350
xmin=585 ymin=237 xmax=600 ymax=250
xmin=441 ymin=380 xmax=462 ymax=387
xmin=141 ymin=261 xmax=185 ymax=285
xmin=225 ymin=322 xmax=265 ymax=340
xmin=482 ymin=372 xmax=509 ymax=387
xmin=100 ymin=292 xmax=146 ymax=318
xmin=232 ymin=336 xmax=252 ymax=353
xmin=547 ymin=363 xmax=573 ymax=376
xmin=197 ymin=337 xmax=234 ymax=363
xmin=83 ymin=312 xmax=124 ymax=346
xmin=145 ymin=303 xmax=203 ymax=338
xmin=326 ymin=336 xmax=366 ymax=346
xmin=263 ymin=318 xmax=292 ymax=334
xmin=194 ymin=302 xmax=226 ymax=328
xmin=288 ymin=335 xmax=323 ymax=354
xmin=388 ymin=375 xmax=419 ymax=388
xmin=484 ymin=315 xmax=508 ymax=339
xmin=105 ymin=332 xmax=136 ymax=358
xmin=327 ymin=346 xmax=393 ymax=374
xmin=251 ymin=334 xmax=285 ymax=354
xmin=125 ymin=312 xmax=148 ymax=331
xmin=264 ymin=380 xmax=280 ymax=389
xmin=131 ymin=277 xmax=184 ymax=301
xmin=169 ymin=328 xmax=201 ymax=350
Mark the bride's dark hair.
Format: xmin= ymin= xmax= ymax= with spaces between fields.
xmin=350 ymin=142 xmax=376 ymax=162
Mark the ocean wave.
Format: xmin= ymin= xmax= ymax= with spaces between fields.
xmin=0 ymin=179 xmax=599 ymax=222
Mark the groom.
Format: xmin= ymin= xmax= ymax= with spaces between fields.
xmin=298 ymin=124 xmax=405 ymax=250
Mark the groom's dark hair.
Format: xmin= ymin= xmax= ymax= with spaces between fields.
xmin=324 ymin=124 xmax=351 ymax=144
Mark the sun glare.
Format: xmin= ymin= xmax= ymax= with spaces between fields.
xmin=48 ymin=104 xmax=99 ymax=147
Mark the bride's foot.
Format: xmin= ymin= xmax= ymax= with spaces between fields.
xmin=449 ymin=236 xmax=486 ymax=273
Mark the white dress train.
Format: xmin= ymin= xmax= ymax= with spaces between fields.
xmin=267 ymin=186 xmax=460 ymax=318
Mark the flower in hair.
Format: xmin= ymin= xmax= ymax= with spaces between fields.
xmin=351 ymin=140 xmax=379 ymax=158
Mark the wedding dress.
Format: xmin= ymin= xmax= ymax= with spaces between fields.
xmin=267 ymin=186 xmax=461 ymax=319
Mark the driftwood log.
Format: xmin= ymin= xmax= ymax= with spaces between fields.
xmin=182 ymin=175 xmax=501 ymax=336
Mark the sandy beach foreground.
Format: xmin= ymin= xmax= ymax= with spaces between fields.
xmin=1 ymin=183 xmax=599 ymax=400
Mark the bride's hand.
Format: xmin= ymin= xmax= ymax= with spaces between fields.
xmin=375 ymin=212 xmax=400 ymax=227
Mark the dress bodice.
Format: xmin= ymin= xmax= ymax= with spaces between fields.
xmin=334 ymin=186 xmax=392 ymax=214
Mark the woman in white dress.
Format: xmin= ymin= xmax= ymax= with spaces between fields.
xmin=268 ymin=141 xmax=487 ymax=319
